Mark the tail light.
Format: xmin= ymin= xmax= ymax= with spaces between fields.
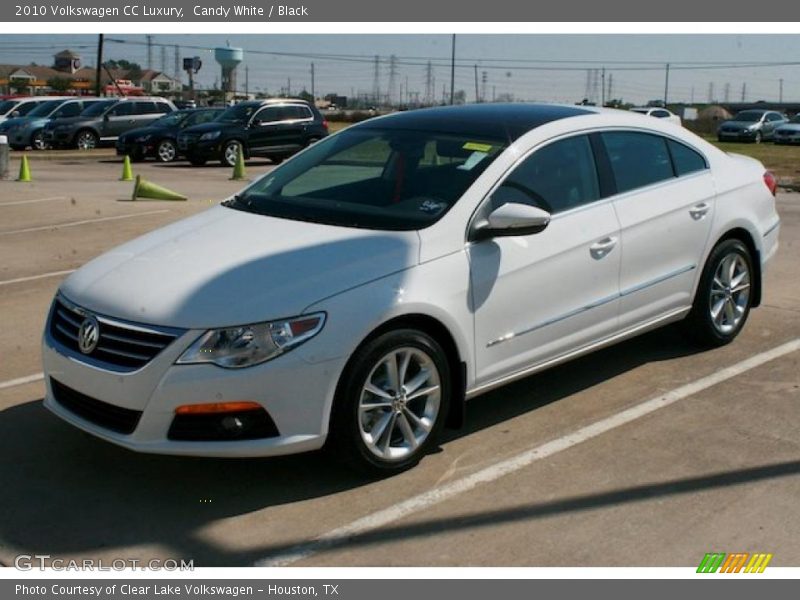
xmin=763 ymin=171 xmax=777 ymax=196
xmin=322 ymin=119 xmax=329 ymax=130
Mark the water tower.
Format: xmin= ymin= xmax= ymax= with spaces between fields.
xmin=214 ymin=45 xmax=243 ymax=101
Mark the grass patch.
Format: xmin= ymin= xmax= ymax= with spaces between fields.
xmin=701 ymin=134 xmax=800 ymax=181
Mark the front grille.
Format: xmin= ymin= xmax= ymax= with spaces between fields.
xmin=51 ymin=378 xmax=142 ymax=434
xmin=50 ymin=296 xmax=181 ymax=372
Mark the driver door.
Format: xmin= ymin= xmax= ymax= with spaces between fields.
xmin=469 ymin=134 xmax=622 ymax=386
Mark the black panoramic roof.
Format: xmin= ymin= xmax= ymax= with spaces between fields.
xmin=357 ymin=103 xmax=594 ymax=141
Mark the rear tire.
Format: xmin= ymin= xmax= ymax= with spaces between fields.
xmin=221 ymin=140 xmax=242 ymax=167
xmin=681 ymin=239 xmax=754 ymax=347
xmin=327 ymin=329 xmax=451 ymax=475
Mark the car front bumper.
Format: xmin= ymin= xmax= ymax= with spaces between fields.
xmin=42 ymin=318 xmax=345 ymax=458
xmin=717 ymin=129 xmax=762 ymax=141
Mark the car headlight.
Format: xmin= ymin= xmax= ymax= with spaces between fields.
xmin=134 ymin=134 xmax=151 ymax=143
xmin=200 ymin=130 xmax=221 ymax=141
xmin=177 ymin=313 xmax=326 ymax=368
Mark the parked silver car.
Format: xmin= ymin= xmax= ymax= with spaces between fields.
xmin=717 ymin=110 xmax=787 ymax=143
xmin=773 ymin=115 xmax=800 ymax=145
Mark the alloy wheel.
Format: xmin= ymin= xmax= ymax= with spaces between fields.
xmin=157 ymin=140 xmax=177 ymax=162
xmin=709 ymin=252 xmax=751 ymax=335
xmin=358 ymin=347 xmax=442 ymax=461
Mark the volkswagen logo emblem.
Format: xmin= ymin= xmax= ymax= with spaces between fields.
xmin=77 ymin=315 xmax=100 ymax=354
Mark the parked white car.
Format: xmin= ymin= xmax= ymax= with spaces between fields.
xmin=630 ymin=106 xmax=682 ymax=126
xmin=43 ymin=104 xmax=780 ymax=473
xmin=0 ymin=96 xmax=58 ymax=124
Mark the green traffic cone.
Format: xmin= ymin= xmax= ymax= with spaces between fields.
xmin=17 ymin=155 xmax=32 ymax=182
xmin=131 ymin=175 xmax=187 ymax=201
xmin=230 ymin=145 xmax=246 ymax=180
xmin=120 ymin=155 xmax=134 ymax=181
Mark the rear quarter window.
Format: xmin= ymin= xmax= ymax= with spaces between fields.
xmin=667 ymin=140 xmax=707 ymax=176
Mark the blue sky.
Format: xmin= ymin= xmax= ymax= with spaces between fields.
xmin=0 ymin=34 xmax=796 ymax=104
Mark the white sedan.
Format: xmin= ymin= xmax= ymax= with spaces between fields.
xmin=630 ymin=106 xmax=682 ymax=126
xmin=43 ymin=103 xmax=780 ymax=474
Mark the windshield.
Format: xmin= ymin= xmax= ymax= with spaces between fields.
xmin=80 ymin=100 xmax=117 ymax=117
xmin=217 ymin=103 xmax=258 ymax=123
xmin=0 ymin=100 xmax=20 ymax=115
xmin=228 ymin=127 xmax=507 ymax=231
xmin=27 ymin=100 xmax=66 ymax=117
xmin=152 ymin=111 xmax=190 ymax=127
xmin=9 ymin=101 xmax=40 ymax=117
xmin=733 ymin=111 xmax=762 ymax=122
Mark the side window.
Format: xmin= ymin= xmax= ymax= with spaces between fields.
xmin=133 ymin=102 xmax=157 ymax=115
xmin=55 ymin=103 xmax=81 ymax=118
xmin=254 ymin=106 xmax=281 ymax=123
xmin=768 ymin=113 xmax=783 ymax=122
xmin=601 ymin=132 xmax=673 ymax=194
xmin=192 ymin=111 xmax=218 ymax=125
xmin=108 ymin=103 xmax=133 ymax=117
xmin=156 ymin=102 xmax=173 ymax=114
xmin=495 ymin=135 xmax=600 ymax=214
xmin=668 ymin=140 xmax=707 ymax=177
xmin=286 ymin=105 xmax=312 ymax=120
xmin=652 ymin=110 xmax=670 ymax=118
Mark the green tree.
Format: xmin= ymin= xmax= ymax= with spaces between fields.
xmin=47 ymin=76 xmax=73 ymax=93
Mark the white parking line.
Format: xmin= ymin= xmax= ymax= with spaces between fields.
xmin=254 ymin=337 xmax=800 ymax=567
xmin=0 ymin=269 xmax=76 ymax=287
xmin=0 ymin=210 xmax=169 ymax=237
xmin=0 ymin=373 xmax=44 ymax=391
xmin=0 ymin=196 xmax=66 ymax=207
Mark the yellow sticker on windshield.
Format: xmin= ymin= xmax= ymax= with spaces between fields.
xmin=463 ymin=142 xmax=493 ymax=152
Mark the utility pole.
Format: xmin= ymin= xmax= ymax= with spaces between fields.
xmin=741 ymin=82 xmax=746 ymax=102
xmin=424 ymin=61 xmax=433 ymax=106
xmin=607 ymin=74 xmax=613 ymax=103
xmin=481 ymin=71 xmax=488 ymax=104
xmin=310 ymin=62 xmax=315 ymax=101
xmin=372 ymin=55 xmax=381 ymax=105
xmin=387 ymin=55 xmax=398 ymax=106
xmin=245 ymin=65 xmax=249 ymax=98
xmin=287 ymin=77 xmax=291 ymax=97
xmin=474 ymin=64 xmax=479 ymax=102
xmin=146 ymin=35 xmax=153 ymax=71
xmin=663 ymin=63 xmax=670 ymax=107
xmin=94 ymin=33 xmax=104 ymax=97
xmin=601 ymin=68 xmax=606 ymax=106
xmin=449 ymin=33 xmax=456 ymax=105
xmin=779 ymin=78 xmax=784 ymax=103
xmin=160 ymin=45 xmax=166 ymax=74
xmin=173 ymin=45 xmax=179 ymax=80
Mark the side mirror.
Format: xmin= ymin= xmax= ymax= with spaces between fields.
xmin=471 ymin=202 xmax=551 ymax=241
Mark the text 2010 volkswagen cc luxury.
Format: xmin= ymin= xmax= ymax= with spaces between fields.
xmin=43 ymin=104 xmax=780 ymax=473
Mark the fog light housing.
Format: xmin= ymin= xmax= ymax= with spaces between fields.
xmin=168 ymin=402 xmax=279 ymax=441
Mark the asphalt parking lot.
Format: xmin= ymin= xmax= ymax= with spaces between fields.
xmin=0 ymin=154 xmax=798 ymax=568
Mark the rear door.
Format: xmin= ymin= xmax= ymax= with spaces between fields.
xmin=601 ymin=131 xmax=715 ymax=330
xmin=101 ymin=102 xmax=135 ymax=139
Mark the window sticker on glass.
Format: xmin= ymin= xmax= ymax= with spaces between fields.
xmin=458 ymin=151 xmax=489 ymax=171
xmin=463 ymin=142 xmax=493 ymax=152
xmin=418 ymin=199 xmax=448 ymax=214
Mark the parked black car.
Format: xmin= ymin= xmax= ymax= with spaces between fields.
xmin=177 ymin=99 xmax=328 ymax=167
xmin=43 ymin=96 xmax=176 ymax=149
xmin=116 ymin=108 xmax=224 ymax=162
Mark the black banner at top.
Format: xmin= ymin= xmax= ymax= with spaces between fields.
xmin=1 ymin=0 xmax=796 ymax=22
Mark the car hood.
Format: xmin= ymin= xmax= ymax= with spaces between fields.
xmin=60 ymin=205 xmax=419 ymax=329
xmin=182 ymin=121 xmax=238 ymax=135
xmin=720 ymin=121 xmax=760 ymax=130
xmin=0 ymin=116 xmax=34 ymax=129
xmin=120 ymin=124 xmax=173 ymax=141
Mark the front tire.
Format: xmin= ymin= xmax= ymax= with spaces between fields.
xmin=31 ymin=130 xmax=47 ymax=150
xmin=328 ymin=329 xmax=451 ymax=475
xmin=156 ymin=139 xmax=178 ymax=163
xmin=75 ymin=130 xmax=98 ymax=150
xmin=682 ymin=239 xmax=754 ymax=347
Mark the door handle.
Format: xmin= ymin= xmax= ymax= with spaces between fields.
xmin=590 ymin=236 xmax=618 ymax=259
xmin=689 ymin=203 xmax=710 ymax=220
